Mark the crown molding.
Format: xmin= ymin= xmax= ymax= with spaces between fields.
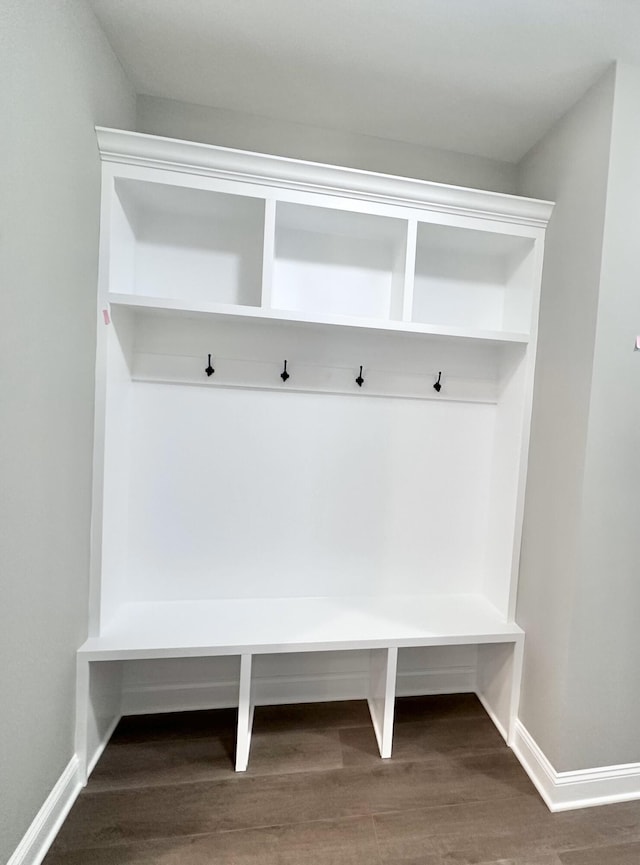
xmin=96 ymin=127 xmax=553 ymax=228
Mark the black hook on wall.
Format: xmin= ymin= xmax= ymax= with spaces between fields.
xmin=205 ymin=354 xmax=215 ymax=377
xmin=280 ymin=360 xmax=290 ymax=382
xmin=433 ymin=371 xmax=442 ymax=392
xmin=355 ymin=365 xmax=364 ymax=387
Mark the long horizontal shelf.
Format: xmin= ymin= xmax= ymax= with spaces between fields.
xmin=107 ymin=293 xmax=530 ymax=346
xmin=79 ymin=594 xmax=523 ymax=661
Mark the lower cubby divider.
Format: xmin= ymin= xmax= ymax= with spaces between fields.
xmin=235 ymin=653 xmax=254 ymax=772
xmin=368 ymin=647 xmax=398 ymax=759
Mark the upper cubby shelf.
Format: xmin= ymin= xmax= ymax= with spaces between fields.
xmin=98 ymin=128 xmax=552 ymax=346
xmin=272 ymin=202 xmax=408 ymax=321
xmin=112 ymin=178 xmax=265 ymax=306
xmin=412 ymin=223 xmax=535 ymax=334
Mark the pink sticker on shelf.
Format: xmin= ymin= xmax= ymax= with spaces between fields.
xmin=102 ymin=308 xmax=111 ymax=325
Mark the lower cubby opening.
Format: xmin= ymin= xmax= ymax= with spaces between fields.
xmin=76 ymin=633 xmax=522 ymax=780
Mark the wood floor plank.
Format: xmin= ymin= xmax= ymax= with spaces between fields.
xmin=560 ymin=839 xmax=640 ymax=864
xmin=253 ymin=700 xmax=371 ymax=732
xmin=51 ymin=752 xmax=533 ymax=851
xmin=50 ymin=768 xmax=373 ymax=850
xmin=45 ymin=698 xmax=640 ymax=865
xmin=112 ymin=708 xmax=238 ymax=744
xmin=89 ymin=727 xmax=345 ymax=791
xmin=44 ymin=815 xmax=380 ymax=864
xmin=374 ymin=796 xmax=640 ymax=864
xmin=340 ymin=713 xmax=506 ymax=767
xmin=246 ymin=727 xmax=345 ymax=776
xmin=393 ymin=694 xmax=486 ymax=724
xmin=88 ymin=736 xmax=236 ymax=792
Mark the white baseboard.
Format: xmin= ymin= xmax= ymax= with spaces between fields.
xmin=512 ymin=719 xmax=640 ymax=812
xmin=7 ymin=756 xmax=82 ymax=865
xmin=122 ymin=666 xmax=475 ymax=715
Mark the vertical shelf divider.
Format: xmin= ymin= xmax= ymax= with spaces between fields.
xmin=235 ymin=653 xmax=254 ymax=772
xmin=401 ymin=219 xmax=418 ymax=322
xmin=260 ymin=199 xmax=277 ymax=311
xmin=368 ymin=647 xmax=398 ymax=758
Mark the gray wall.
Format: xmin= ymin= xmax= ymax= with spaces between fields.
xmin=516 ymin=65 xmax=640 ymax=771
xmin=565 ymin=63 xmax=640 ymax=768
xmin=0 ymin=2 xmax=135 ymax=861
xmin=137 ymin=94 xmax=517 ymax=193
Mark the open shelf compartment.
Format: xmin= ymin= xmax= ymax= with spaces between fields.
xmin=412 ymin=222 xmax=535 ymax=334
xmin=110 ymin=178 xmax=265 ymax=307
xmin=272 ymin=201 xmax=408 ymax=321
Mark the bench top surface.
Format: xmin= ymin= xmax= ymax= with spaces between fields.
xmin=79 ymin=594 xmax=523 ymax=660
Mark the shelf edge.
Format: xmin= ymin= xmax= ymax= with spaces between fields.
xmin=107 ymin=293 xmax=530 ymax=346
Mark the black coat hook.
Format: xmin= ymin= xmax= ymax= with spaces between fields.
xmin=280 ymin=359 xmax=290 ymax=382
xmin=355 ymin=365 xmax=364 ymax=387
xmin=433 ymin=371 xmax=442 ymax=393
xmin=205 ymin=354 xmax=215 ymax=377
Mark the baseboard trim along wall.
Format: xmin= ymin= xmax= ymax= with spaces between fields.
xmin=7 ymin=756 xmax=82 ymax=865
xmin=512 ymin=719 xmax=640 ymax=812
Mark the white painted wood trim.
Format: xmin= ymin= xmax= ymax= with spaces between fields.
xmin=95 ymin=127 xmax=553 ymax=228
xmin=401 ymin=220 xmax=418 ymax=322
xmin=87 ymin=714 xmax=122 ymax=778
xmin=512 ymin=719 xmax=640 ymax=812
xmin=368 ymin=647 xmax=398 ymax=759
xmin=74 ymin=656 xmax=90 ymax=784
xmin=235 ymin=654 xmax=253 ymax=772
xmin=507 ymin=639 xmax=524 ymax=745
xmin=477 ymin=691 xmax=508 ymax=742
xmin=260 ymin=198 xmax=276 ymax=310
xmin=107 ymin=292 xmax=530 ymax=345
xmin=78 ymin=596 xmax=524 ymax=660
xmin=7 ymin=756 xmax=82 ymax=865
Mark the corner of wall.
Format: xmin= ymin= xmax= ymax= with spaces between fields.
xmin=513 ymin=64 xmax=617 ymax=772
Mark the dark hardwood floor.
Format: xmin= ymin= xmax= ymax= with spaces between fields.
xmin=44 ymin=695 xmax=640 ymax=864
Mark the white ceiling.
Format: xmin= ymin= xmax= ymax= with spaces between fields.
xmin=90 ymin=0 xmax=640 ymax=163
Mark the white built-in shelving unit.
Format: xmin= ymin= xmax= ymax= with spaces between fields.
xmin=76 ymin=128 xmax=552 ymax=779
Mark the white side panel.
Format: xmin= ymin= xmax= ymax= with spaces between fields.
xmin=482 ymin=346 xmax=529 ymax=616
xmin=109 ymin=189 xmax=136 ymax=296
xmin=99 ymin=309 xmax=134 ymax=630
xmin=389 ymin=224 xmax=408 ymax=321
xmin=502 ymin=244 xmax=537 ymax=334
xmin=476 ymin=640 xmax=523 ymax=742
xmin=125 ymin=386 xmax=495 ymax=601
xmin=76 ymin=658 xmax=123 ymax=783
